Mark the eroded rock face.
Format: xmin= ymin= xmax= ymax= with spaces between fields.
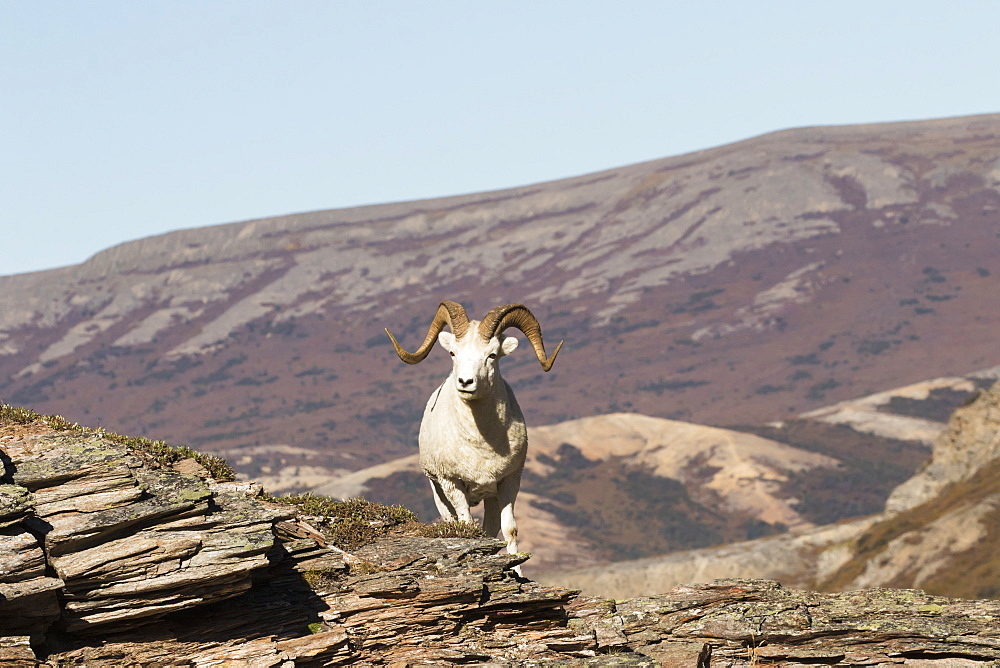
xmin=887 ymin=380 xmax=1000 ymax=514
xmin=4 ymin=425 xmax=1000 ymax=665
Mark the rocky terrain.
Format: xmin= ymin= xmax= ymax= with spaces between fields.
xmin=4 ymin=406 xmax=1000 ymax=666
xmin=541 ymin=378 xmax=1000 ymax=602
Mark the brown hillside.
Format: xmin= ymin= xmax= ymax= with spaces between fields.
xmin=0 ymin=113 xmax=998 ymax=482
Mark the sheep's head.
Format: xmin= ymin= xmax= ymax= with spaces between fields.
xmin=385 ymin=301 xmax=563 ymax=400
xmin=437 ymin=329 xmax=518 ymax=400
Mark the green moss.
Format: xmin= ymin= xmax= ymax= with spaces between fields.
xmin=177 ymin=485 xmax=213 ymax=502
xmin=0 ymin=403 xmax=235 ymax=481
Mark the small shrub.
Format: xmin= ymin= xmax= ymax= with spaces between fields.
xmin=787 ymin=353 xmax=820 ymax=365
xmin=856 ymin=339 xmax=895 ymax=356
xmin=638 ymin=378 xmax=710 ymax=395
xmin=807 ymin=378 xmax=842 ymax=401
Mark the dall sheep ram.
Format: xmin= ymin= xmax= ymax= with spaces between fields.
xmin=385 ymin=301 xmax=563 ymax=566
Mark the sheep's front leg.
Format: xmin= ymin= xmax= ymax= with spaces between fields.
xmin=496 ymin=474 xmax=523 ymax=576
xmin=429 ymin=476 xmax=472 ymax=522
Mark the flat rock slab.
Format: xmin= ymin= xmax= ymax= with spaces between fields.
xmin=585 ymin=579 xmax=1000 ymax=665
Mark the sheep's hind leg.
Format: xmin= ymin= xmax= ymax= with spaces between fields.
xmin=430 ymin=477 xmax=472 ymax=522
xmin=483 ymin=497 xmax=501 ymax=538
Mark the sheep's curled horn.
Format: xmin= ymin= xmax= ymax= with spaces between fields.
xmin=384 ymin=300 xmax=469 ymax=365
xmin=477 ymin=303 xmax=564 ymax=371
xmin=385 ymin=300 xmax=564 ymax=371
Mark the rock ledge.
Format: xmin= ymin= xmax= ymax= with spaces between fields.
xmin=3 ymin=422 xmax=1000 ymax=665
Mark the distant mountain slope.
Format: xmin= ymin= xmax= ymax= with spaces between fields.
xmin=1 ymin=113 xmax=999 ymax=479
xmin=305 ymin=380 xmax=966 ymax=575
xmin=540 ymin=374 xmax=1000 ymax=599
xmin=309 ymin=413 xmax=839 ymax=573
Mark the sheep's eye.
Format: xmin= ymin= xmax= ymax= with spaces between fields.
xmin=449 ymin=351 xmax=455 ymax=357
xmin=487 ymin=353 xmax=497 ymax=360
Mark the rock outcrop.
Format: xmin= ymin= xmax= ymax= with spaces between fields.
xmin=886 ymin=380 xmax=1000 ymax=514
xmin=4 ymin=409 xmax=1000 ymax=665
xmin=2 ymin=429 xmax=285 ymax=637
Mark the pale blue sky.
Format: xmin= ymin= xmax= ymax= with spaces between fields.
xmin=3 ymin=1 xmax=998 ymax=276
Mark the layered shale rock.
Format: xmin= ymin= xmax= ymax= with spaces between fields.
xmin=2 ymin=430 xmax=289 ymax=634
xmin=0 ymin=506 xmax=63 ymax=640
xmin=3 ymin=413 xmax=1000 ymax=665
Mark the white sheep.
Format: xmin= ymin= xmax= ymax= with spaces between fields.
xmin=385 ymin=301 xmax=563 ymax=568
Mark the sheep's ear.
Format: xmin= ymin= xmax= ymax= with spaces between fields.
xmin=501 ymin=336 xmax=519 ymax=356
xmin=438 ymin=331 xmax=456 ymax=351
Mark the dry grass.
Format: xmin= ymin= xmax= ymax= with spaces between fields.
xmin=413 ymin=519 xmax=486 ymax=539
xmin=262 ymin=494 xmax=417 ymax=549
xmin=263 ymin=493 xmax=489 ymax=549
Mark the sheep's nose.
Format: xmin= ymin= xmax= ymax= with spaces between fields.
xmin=458 ymin=377 xmax=474 ymax=389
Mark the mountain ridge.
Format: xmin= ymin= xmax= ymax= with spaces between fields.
xmin=13 ymin=112 xmax=992 ymax=281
